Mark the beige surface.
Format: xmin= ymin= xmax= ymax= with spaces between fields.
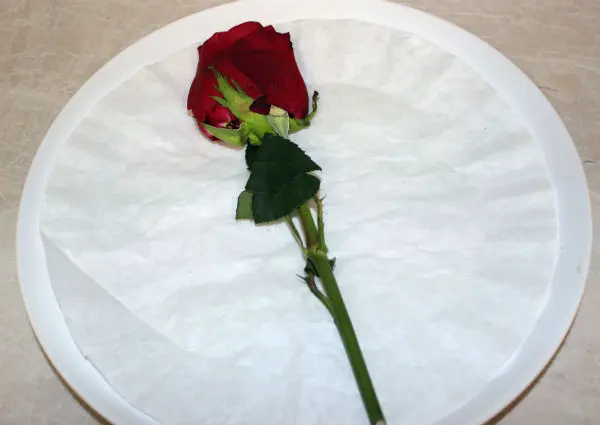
xmin=0 ymin=1 xmax=598 ymax=424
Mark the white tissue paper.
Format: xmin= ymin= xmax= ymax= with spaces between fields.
xmin=41 ymin=19 xmax=557 ymax=425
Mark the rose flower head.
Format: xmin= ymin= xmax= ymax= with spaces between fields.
xmin=187 ymin=22 xmax=318 ymax=146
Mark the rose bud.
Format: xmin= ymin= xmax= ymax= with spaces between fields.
xmin=187 ymin=21 xmax=318 ymax=146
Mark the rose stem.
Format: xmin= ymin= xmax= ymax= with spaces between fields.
xmin=315 ymin=196 xmax=328 ymax=253
xmin=296 ymin=203 xmax=386 ymax=425
xmin=285 ymin=216 xmax=305 ymax=251
xmin=298 ymin=203 xmax=319 ymax=248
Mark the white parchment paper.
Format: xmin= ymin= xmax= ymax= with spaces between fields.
xmin=41 ymin=19 xmax=557 ymax=425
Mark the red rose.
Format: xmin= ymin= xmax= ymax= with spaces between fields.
xmin=188 ymin=22 xmax=310 ymax=140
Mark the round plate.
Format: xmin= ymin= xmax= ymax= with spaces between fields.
xmin=17 ymin=1 xmax=592 ymax=425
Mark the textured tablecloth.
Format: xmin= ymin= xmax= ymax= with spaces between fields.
xmin=0 ymin=1 xmax=598 ymax=424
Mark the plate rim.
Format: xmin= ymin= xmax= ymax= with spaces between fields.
xmin=17 ymin=1 xmax=592 ymax=425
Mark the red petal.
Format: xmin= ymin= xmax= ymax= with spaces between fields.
xmin=207 ymin=104 xmax=236 ymax=126
xmin=212 ymin=58 xmax=262 ymax=100
xmin=187 ymin=68 xmax=219 ymax=121
xmin=189 ymin=59 xmax=255 ymax=116
xmin=233 ymin=25 xmax=293 ymax=56
xmin=230 ymin=52 xmax=309 ymax=118
xmin=187 ymin=67 xmax=238 ymax=132
xmin=249 ymin=94 xmax=271 ymax=115
xmin=197 ymin=22 xmax=264 ymax=70
xmin=229 ymin=27 xmax=309 ymax=118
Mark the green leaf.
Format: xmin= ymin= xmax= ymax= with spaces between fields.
xmin=245 ymin=143 xmax=260 ymax=171
xmin=251 ymin=174 xmax=320 ymax=224
xmin=243 ymin=134 xmax=322 ymax=223
xmin=245 ymin=135 xmax=321 ymax=195
xmin=235 ymin=190 xmax=254 ymax=220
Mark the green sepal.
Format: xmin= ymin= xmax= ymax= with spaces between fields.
xmin=243 ymin=111 xmax=275 ymax=141
xmin=213 ymin=70 xmax=254 ymax=117
xmin=211 ymin=69 xmax=274 ymax=142
xmin=201 ymin=123 xmax=249 ymax=147
xmin=232 ymin=80 xmax=250 ymax=97
xmin=211 ymin=96 xmax=230 ymax=108
xmin=248 ymin=132 xmax=262 ymax=146
xmin=290 ymin=91 xmax=320 ymax=134
xmin=267 ymin=105 xmax=290 ymax=138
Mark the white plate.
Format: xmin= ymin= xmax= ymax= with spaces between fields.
xmin=17 ymin=1 xmax=592 ymax=425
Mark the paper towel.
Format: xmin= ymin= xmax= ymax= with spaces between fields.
xmin=41 ymin=19 xmax=557 ymax=425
